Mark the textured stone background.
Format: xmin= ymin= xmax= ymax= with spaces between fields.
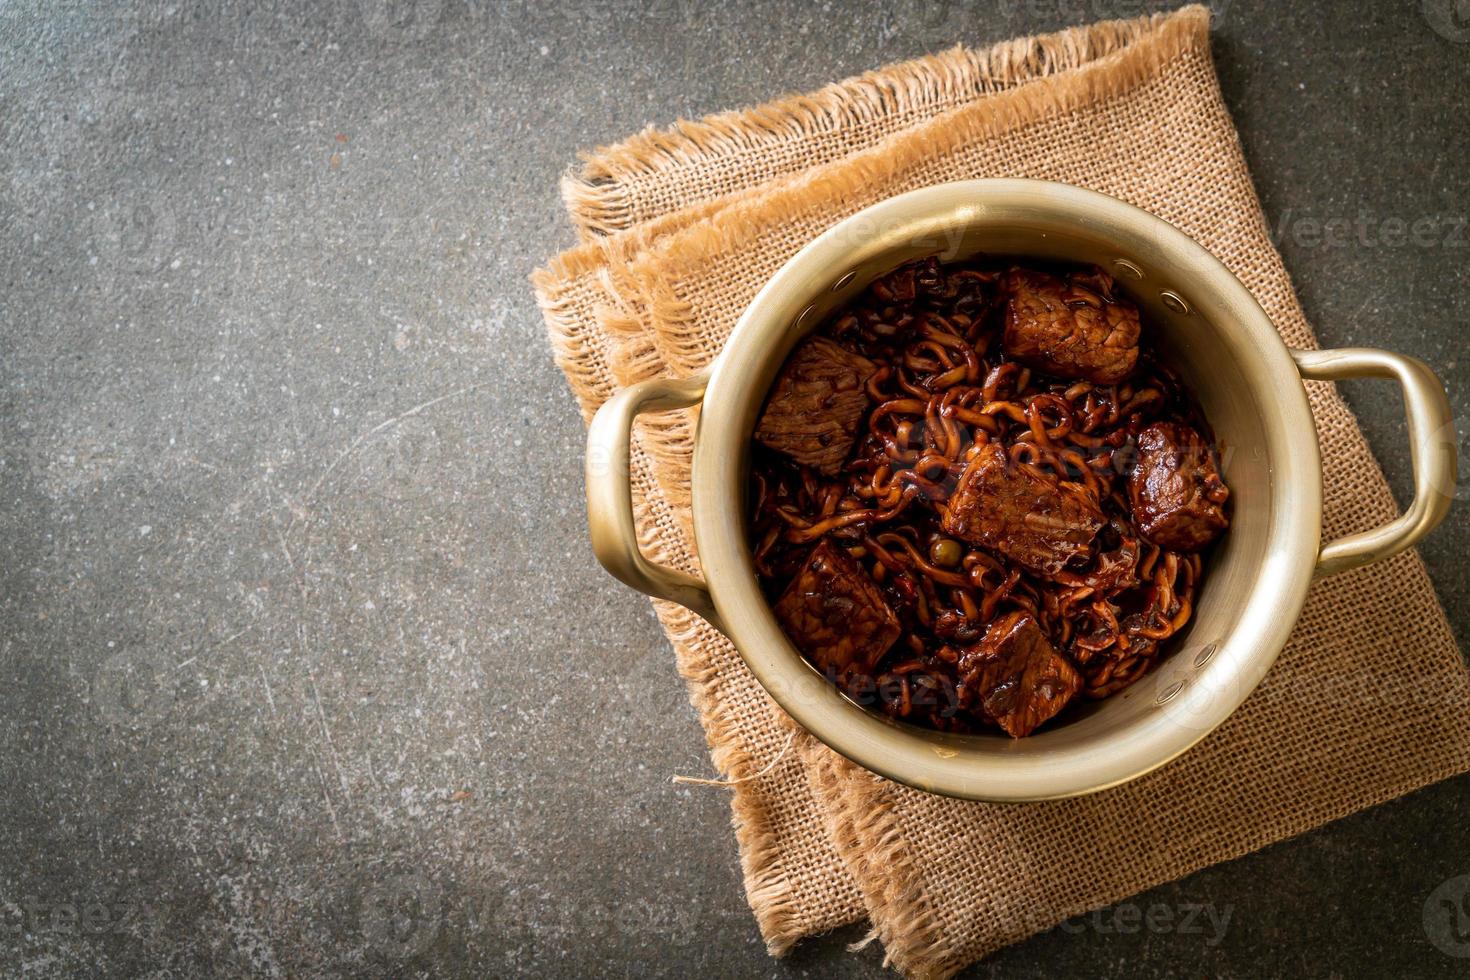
xmin=1 ymin=1 xmax=1467 ymax=976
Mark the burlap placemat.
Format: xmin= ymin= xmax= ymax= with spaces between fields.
xmin=533 ymin=8 xmax=1470 ymax=976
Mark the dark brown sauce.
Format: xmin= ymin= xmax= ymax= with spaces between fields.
xmin=747 ymin=256 xmax=1230 ymax=737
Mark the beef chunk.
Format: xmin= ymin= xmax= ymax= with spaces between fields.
xmin=773 ymin=539 xmax=900 ymax=676
xmin=1002 ymin=267 xmax=1140 ymax=384
xmin=956 ymin=611 xmax=1081 ymax=737
xmin=941 ymin=442 xmax=1105 ymax=575
xmin=1128 ymin=421 xmax=1230 ymax=551
xmin=754 ymin=337 xmax=876 ymax=475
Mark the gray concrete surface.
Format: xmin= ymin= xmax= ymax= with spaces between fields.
xmin=1 ymin=0 xmax=1467 ymax=976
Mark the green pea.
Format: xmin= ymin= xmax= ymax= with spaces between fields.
xmin=930 ymin=538 xmax=963 ymax=567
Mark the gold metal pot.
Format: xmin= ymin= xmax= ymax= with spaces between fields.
xmin=585 ymin=180 xmax=1456 ymax=802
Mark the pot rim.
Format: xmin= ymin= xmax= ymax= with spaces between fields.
xmin=690 ymin=179 xmax=1321 ymax=801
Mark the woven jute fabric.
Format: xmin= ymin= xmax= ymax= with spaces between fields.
xmin=533 ymin=7 xmax=1470 ymax=976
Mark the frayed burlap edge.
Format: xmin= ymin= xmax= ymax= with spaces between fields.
xmin=801 ymin=743 xmax=949 ymax=978
xmin=622 ymin=7 xmax=1208 ymax=312
xmin=534 ymin=233 xmax=839 ymax=954
xmin=573 ymin=221 xmax=975 ymax=963
xmin=561 ymin=12 xmax=1180 ymax=238
xmin=653 ymin=602 xmax=817 ymax=955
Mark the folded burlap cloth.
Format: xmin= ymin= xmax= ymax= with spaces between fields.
xmin=532 ymin=6 xmax=1470 ymax=975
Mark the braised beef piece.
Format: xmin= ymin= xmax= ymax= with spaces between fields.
xmin=1127 ymin=421 xmax=1229 ymax=551
xmin=754 ymin=337 xmax=876 ymax=475
xmin=773 ymin=539 xmax=900 ymax=676
xmin=941 ymin=442 xmax=1105 ymax=575
xmin=954 ymin=611 xmax=1081 ymax=737
xmin=1002 ymin=267 xmax=1140 ymax=384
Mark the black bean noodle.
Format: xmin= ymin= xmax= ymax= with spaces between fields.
xmin=747 ymin=256 xmax=1229 ymax=736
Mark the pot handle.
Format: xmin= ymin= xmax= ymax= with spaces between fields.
xmin=1291 ymin=347 xmax=1456 ymax=578
xmin=585 ymin=372 xmax=722 ymax=630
